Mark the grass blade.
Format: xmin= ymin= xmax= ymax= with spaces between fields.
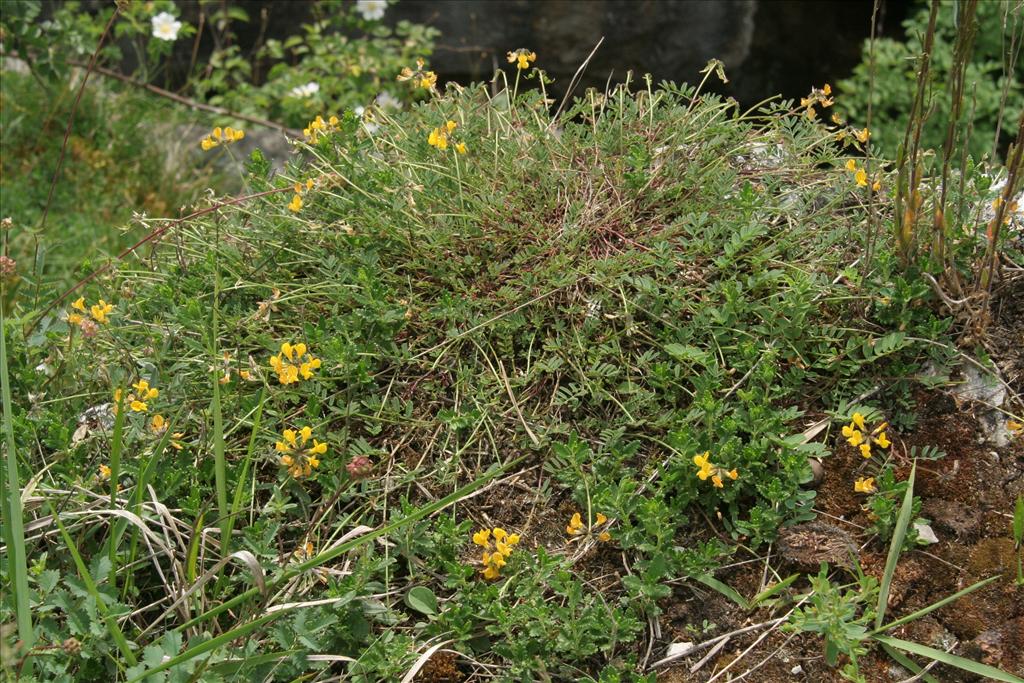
xmin=750 ymin=573 xmax=800 ymax=607
xmin=880 ymin=643 xmax=940 ymax=683
xmin=876 ymin=461 xmax=916 ymax=630
xmin=874 ymin=635 xmax=1023 ymax=682
xmin=0 ymin=292 xmax=33 ymax=658
xmin=696 ymin=573 xmax=748 ymax=609
xmin=872 ymin=574 xmax=1000 ymax=634
xmin=47 ymin=502 xmax=137 ymax=666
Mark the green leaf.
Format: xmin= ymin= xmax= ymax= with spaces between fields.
xmin=1013 ymin=495 xmax=1023 ymax=545
xmin=874 ymin=636 xmax=1024 ymax=682
xmin=404 ymin=586 xmax=438 ymax=615
xmin=876 ymin=461 xmax=916 ymax=630
xmin=664 ymin=343 xmax=712 ymax=366
xmin=750 ymin=573 xmax=799 ymax=607
xmin=696 ymin=574 xmax=748 ymax=610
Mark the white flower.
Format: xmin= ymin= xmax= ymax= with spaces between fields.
xmin=289 ymin=82 xmax=320 ymax=98
xmin=355 ymin=0 xmax=388 ymax=21
xmin=151 ymin=12 xmax=182 ymax=41
xmin=375 ymin=91 xmax=401 ymax=110
xmin=354 ymin=106 xmax=379 ymax=135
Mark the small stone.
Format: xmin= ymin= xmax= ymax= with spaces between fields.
xmin=666 ymin=641 xmax=695 ymax=657
xmin=808 ymin=458 xmax=824 ymax=486
xmin=914 ymin=522 xmax=939 ymax=545
xmin=790 ymin=664 xmax=804 ymax=675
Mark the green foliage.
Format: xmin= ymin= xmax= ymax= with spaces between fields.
xmin=0 ymin=47 xmax=1008 ymax=680
xmin=0 ymin=0 xmax=438 ymax=129
xmin=788 ymin=565 xmax=878 ymax=682
xmin=862 ymin=466 xmax=927 ymax=546
xmin=839 ymin=0 xmax=1023 ymax=161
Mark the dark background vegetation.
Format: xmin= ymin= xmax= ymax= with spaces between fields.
xmin=60 ymin=0 xmax=911 ymax=106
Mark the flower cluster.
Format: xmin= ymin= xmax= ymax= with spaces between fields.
xmin=800 ymin=83 xmax=833 ymax=121
xmin=346 ymin=455 xmax=373 ymax=480
xmin=507 ymin=48 xmax=537 ymax=71
xmin=276 ymin=426 xmax=327 ymax=478
xmin=841 ymin=412 xmax=891 ymax=458
xmin=693 ymin=452 xmax=739 ymax=488
xmin=472 ymin=527 xmax=521 ymax=580
xmin=303 ymin=114 xmax=340 ymax=143
xmin=200 ymin=126 xmax=245 ymax=151
xmin=834 ymin=121 xmax=871 ymax=147
xmin=288 ymin=178 xmax=315 ymax=213
xmin=854 ymin=476 xmax=876 ymax=493
xmin=269 ymin=342 xmax=321 ymax=384
xmin=67 ymin=296 xmax=113 ymax=336
xmin=289 ymin=82 xmax=320 ymax=99
xmin=427 ymin=120 xmax=467 ymax=154
xmin=397 ymin=58 xmax=437 ymax=90
xmin=114 ymin=380 xmax=159 ymax=414
xmin=843 ymin=158 xmax=881 ymax=191
xmin=566 ymin=511 xmax=611 ymax=542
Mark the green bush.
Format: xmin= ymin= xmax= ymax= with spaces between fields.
xmin=838 ymin=0 xmax=1023 ymax=161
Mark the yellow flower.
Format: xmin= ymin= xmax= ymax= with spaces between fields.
xmin=170 ymin=433 xmax=185 ymax=450
xmin=150 ymin=414 xmax=167 ymax=434
xmin=68 ymin=297 xmax=114 ymax=327
xmin=566 ymin=511 xmax=612 ymax=541
xmin=854 ymin=477 xmax=876 ymax=493
xmin=90 ymin=299 xmax=113 ymax=323
xmin=856 ymin=128 xmax=870 ymax=143
xmin=842 ymin=425 xmax=863 ymax=446
xmin=132 ymin=379 xmax=159 ymax=400
xmin=474 ymin=526 xmax=521 ymax=580
xmin=1009 ymin=420 xmax=1023 ymax=436
xmin=855 ymin=168 xmax=868 ymax=187
xmin=287 ymin=194 xmax=303 ymax=212
xmin=455 ymin=142 xmax=467 ymax=154
xmin=200 ymin=125 xmax=244 ymax=150
xmin=428 ymin=127 xmax=448 ymax=150
xmin=851 ymin=413 xmax=866 ymax=430
xmin=822 ymin=83 xmax=832 ymax=96
xmin=276 ymin=425 xmax=327 ymax=479
xmin=859 ymin=443 xmax=872 ymax=458
xmin=397 ymin=59 xmax=437 ymax=90
xmin=693 ymin=451 xmax=738 ymax=488
xmin=98 ymin=464 xmax=111 ymax=481
xmin=874 ymin=431 xmax=891 ymax=449
xmin=844 ymin=159 xmax=857 ymax=172
xmin=872 ymin=178 xmax=881 ymax=192
xmin=269 ymin=341 xmax=321 ymax=384
xmin=130 ymin=400 xmax=148 ymax=412
xmin=507 ymin=49 xmax=537 ymax=70
xmin=831 ymin=112 xmax=844 ymax=125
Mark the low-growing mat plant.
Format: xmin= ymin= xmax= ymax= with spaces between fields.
xmin=2 ymin=35 xmax=1022 ymax=683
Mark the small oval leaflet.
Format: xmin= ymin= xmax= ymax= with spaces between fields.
xmin=404 ymin=586 xmax=437 ymax=615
